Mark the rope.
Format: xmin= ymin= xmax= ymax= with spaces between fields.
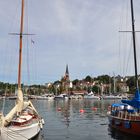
xmin=0 ymin=1 xmax=21 ymax=114
xmin=125 ymin=36 xmax=133 ymax=76
xmin=118 ymin=0 xmax=132 ymax=77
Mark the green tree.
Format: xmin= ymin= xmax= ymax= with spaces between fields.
xmin=72 ymin=79 xmax=79 ymax=85
xmin=92 ymin=85 xmax=99 ymax=93
xmin=126 ymin=76 xmax=135 ymax=93
xmin=96 ymin=75 xmax=110 ymax=84
xmin=84 ymin=75 xmax=93 ymax=83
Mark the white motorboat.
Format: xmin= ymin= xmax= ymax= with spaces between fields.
xmin=102 ymin=94 xmax=122 ymax=100
xmin=54 ymin=94 xmax=68 ymax=100
xmin=84 ymin=92 xmax=100 ymax=100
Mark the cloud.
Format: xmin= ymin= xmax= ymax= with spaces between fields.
xmin=0 ymin=0 xmax=140 ymax=84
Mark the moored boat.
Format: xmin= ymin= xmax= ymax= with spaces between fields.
xmin=54 ymin=93 xmax=68 ymax=100
xmin=108 ymin=0 xmax=140 ymax=136
xmin=0 ymin=0 xmax=44 ymax=139
xmin=102 ymin=94 xmax=122 ymax=100
xmin=84 ymin=92 xmax=100 ymax=100
xmin=108 ymin=101 xmax=140 ymax=135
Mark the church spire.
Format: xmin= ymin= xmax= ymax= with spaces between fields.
xmin=65 ymin=64 xmax=69 ymax=76
xmin=64 ymin=64 xmax=69 ymax=82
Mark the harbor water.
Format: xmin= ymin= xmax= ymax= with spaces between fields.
xmin=0 ymin=99 xmax=139 ymax=140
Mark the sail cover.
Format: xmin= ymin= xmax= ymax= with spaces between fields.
xmin=122 ymin=89 xmax=140 ymax=109
xmin=17 ymin=88 xmax=24 ymax=113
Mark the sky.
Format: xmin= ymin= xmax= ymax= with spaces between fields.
xmin=0 ymin=0 xmax=140 ymax=85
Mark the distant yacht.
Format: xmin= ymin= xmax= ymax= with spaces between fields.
xmin=54 ymin=93 xmax=69 ymax=100
xmin=102 ymin=94 xmax=122 ymax=100
xmin=84 ymin=92 xmax=100 ymax=100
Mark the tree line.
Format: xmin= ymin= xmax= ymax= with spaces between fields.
xmin=0 ymin=74 xmax=139 ymax=96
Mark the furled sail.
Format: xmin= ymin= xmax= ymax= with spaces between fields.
xmin=4 ymin=89 xmax=24 ymax=126
xmin=16 ymin=88 xmax=24 ymax=113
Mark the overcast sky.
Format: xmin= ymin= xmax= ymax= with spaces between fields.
xmin=0 ymin=0 xmax=140 ymax=84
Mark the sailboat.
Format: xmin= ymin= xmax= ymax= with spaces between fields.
xmin=102 ymin=74 xmax=122 ymax=100
xmin=0 ymin=0 xmax=44 ymax=139
xmin=107 ymin=0 xmax=140 ymax=135
xmin=84 ymin=91 xmax=100 ymax=100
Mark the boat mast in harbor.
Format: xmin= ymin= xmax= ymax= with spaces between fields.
xmin=18 ymin=0 xmax=24 ymax=89
xmin=108 ymin=0 xmax=140 ymax=136
xmin=0 ymin=0 xmax=44 ymax=139
xmin=130 ymin=0 xmax=139 ymax=90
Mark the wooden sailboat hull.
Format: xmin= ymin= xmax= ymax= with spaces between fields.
xmin=108 ymin=114 xmax=140 ymax=136
xmin=0 ymin=122 xmax=41 ymax=140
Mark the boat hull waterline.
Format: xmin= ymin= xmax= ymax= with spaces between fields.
xmin=0 ymin=122 xmax=42 ymax=140
xmin=108 ymin=114 xmax=140 ymax=136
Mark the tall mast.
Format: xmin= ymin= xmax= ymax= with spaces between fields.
xmin=18 ymin=0 xmax=24 ymax=89
xmin=130 ymin=0 xmax=139 ymax=90
xmin=113 ymin=75 xmax=116 ymax=93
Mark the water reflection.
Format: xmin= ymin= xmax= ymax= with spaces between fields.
xmin=0 ymin=99 xmax=136 ymax=140
xmin=108 ymin=125 xmax=140 ymax=140
xmin=55 ymin=100 xmax=71 ymax=127
xmin=32 ymin=99 xmax=121 ymax=140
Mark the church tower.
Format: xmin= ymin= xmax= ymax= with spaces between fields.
xmin=65 ymin=64 xmax=69 ymax=81
xmin=61 ymin=64 xmax=70 ymax=94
